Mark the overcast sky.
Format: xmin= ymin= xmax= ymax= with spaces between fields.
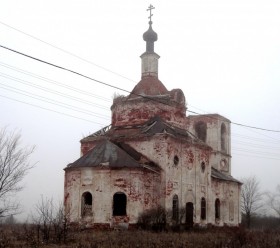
xmin=1 ymin=0 xmax=280 ymax=221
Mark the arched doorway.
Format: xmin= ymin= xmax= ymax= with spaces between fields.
xmin=185 ymin=202 xmax=194 ymax=228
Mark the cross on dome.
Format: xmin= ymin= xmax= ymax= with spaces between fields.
xmin=147 ymin=4 xmax=155 ymax=24
xmin=143 ymin=5 xmax=157 ymax=53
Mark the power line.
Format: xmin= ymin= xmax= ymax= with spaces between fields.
xmin=233 ymin=140 xmax=280 ymax=150
xmin=232 ymin=132 xmax=280 ymax=144
xmin=0 ymin=94 xmax=107 ymax=126
xmin=0 ymin=71 xmax=110 ymax=111
xmin=3 ymin=60 xmax=280 ymax=143
xmin=232 ymin=152 xmax=280 ymax=161
xmin=0 ymin=21 xmax=136 ymax=84
xmin=0 ymin=44 xmax=132 ymax=95
xmin=0 ymin=83 xmax=110 ymax=120
xmin=0 ymin=61 xmax=111 ymax=103
xmin=232 ymin=147 xmax=280 ymax=157
xmin=187 ymin=109 xmax=280 ymax=133
xmin=1 ymin=44 xmax=280 ymax=133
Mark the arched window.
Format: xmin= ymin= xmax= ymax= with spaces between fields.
xmin=195 ymin=121 xmax=207 ymax=142
xmin=174 ymin=155 xmax=179 ymax=166
xmin=229 ymin=201 xmax=234 ymax=221
xmin=172 ymin=195 xmax=179 ymax=222
xmin=215 ymin=198 xmax=220 ymax=219
xmin=113 ymin=192 xmax=127 ymax=216
xmin=201 ymin=162 xmax=206 ymax=173
xmin=221 ymin=123 xmax=226 ymax=151
xmin=201 ymin=197 xmax=206 ymax=220
xmin=81 ymin=192 xmax=92 ymax=217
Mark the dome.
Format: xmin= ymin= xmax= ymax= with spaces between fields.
xmin=143 ymin=24 xmax=158 ymax=43
xmin=143 ymin=22 xmax=158 ymax=53
xmin=129 ymin=76 xmax=168 ymax=99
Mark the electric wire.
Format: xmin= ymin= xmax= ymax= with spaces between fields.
xmin=0 ymin=71 xmax=110 ymax=111
xmin=232 ymin=133 xmax=280 ymax=144
xmin=0 ymin=61 xmax=111 ymax=103
xmin=232 ymin=147 xmax=280 ymax=157
xmin=0 ymin=21 xmax=136 ymax=84
xmin=0 ymin=94 xmax=107 ymax=126
xmin=0 ymin=83 xmax=110 ymax=120
xmin=1 ymin=44 xmax=280 ymax=133
xmin=5 ymin=78 xmax=279 ymax=160
xmin=232 ymin=152 xmax=280 ymax=161
xmin=2 ymin=67 xmax=279 ymax=150
xmin=232 ymin=140 xmax=280 ymax=150
xmin=1 ymin=75 xmax=279 ymax=160
xmin=2 ymin=59 xmax=280 ymax=146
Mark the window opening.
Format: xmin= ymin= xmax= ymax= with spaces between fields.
xmin=201 ymin=162 xmax=205 ymax=173
xmin=174 ymin=155 xmax=179 ymax=165
xmin=229 ymin=201 xmax=234 ymax=221
xmin=201 ymin=197 xmax=206 ymax=220
xmin=195 ymin=121 xmax=207 ymax=142
xmin=221 ymin=123 xmax=226 ymax=151
xmin=81 ymin=192 xmax=92 ymax=217
xmin=113 ymin=192 xmax=127 ymax=216
xmin=172 ymin=195 xmax=179 ymax=223
xmin=215 ymin=198 xmax=220 ymax=219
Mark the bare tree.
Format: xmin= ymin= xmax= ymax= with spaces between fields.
xmin=34 ymin=196 xmax=70 ymax=244
xmin=0 ymin=127 xmax=35 ymax=217
xmin=267 ymin=185 xmax=280 ymax=219
xmin=241 ymin=176 xmax=263 ymax=228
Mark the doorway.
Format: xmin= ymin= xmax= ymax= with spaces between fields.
xmin=185 ymin=202 xmax=194 ymax=228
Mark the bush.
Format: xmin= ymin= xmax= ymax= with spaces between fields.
xmin=138 ymin=206 xmax=167 ymax=231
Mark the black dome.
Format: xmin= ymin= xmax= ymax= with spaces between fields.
xmin=143 ymin=24 xmax=158 ymax=42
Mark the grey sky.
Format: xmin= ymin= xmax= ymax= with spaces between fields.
xmin=1 ymin=0 xmax=280 ymax=220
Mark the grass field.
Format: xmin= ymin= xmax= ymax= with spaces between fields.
xmin=0 ymin=224 xmax=280 ymax=248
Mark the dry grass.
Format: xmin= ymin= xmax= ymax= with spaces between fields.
xmin=0 ymin=224 xmax=280 ymax=248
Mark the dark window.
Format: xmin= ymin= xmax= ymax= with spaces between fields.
xmin=113 ymin=192 xmax=127 ymax=216
xmin=215 ymin=198 xmax=220 ymax=219
xmin=221 ymin=123 xmax=226 ymax=151
xmin=201 ymin=162 xmax=206 ymax=173
xmin=172 ymin=195 xmax=179 ymax=222
xmin=195 ymin=121 xmax=207 ymax=142
xmin=81 ymin=192 xmax=92 ymax=217
xmin=229 ymin=201 xmax=234 ymax=221
xmin=174 ymin=155 xmax=179 ymax=165
xmin=201 ymin=197 xmax=206 ymax=220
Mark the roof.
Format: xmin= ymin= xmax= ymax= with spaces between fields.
xmin=66 ymin=139 xmax=159 ymax=170
xmin=211 ymin=167 xmax=241 ymax=184
xmin=81 ymin=116 xmax=209 ymax=149
xmin=141 ymin=116 xmax=191 ymax=138
xmin=129 ymin=76 xmax=168 ymax=99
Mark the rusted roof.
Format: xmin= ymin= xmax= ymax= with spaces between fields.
xmin=66 ymin=139 xmax=158 ymax=170
xmin=211 ymin=167 xmax=241 ymax=184
xmin=129 ymin=76 xmax=168 ymax=99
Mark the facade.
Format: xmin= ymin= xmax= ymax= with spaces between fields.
xmin=64 ymin=15 xmax=241 ymax=229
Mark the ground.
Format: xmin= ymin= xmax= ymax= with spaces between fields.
xmin=1 ymin=224 xmax=280 ymax=247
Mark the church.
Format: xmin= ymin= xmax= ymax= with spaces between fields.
xmin=64 ymin=7 xmax=242 ymax=229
